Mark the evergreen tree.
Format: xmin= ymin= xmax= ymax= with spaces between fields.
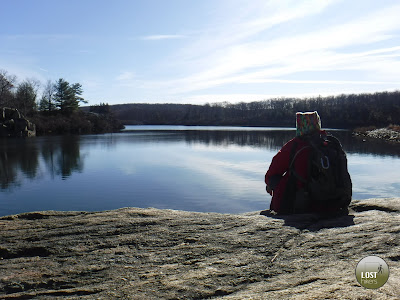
xmin=54 ymin=78 xmax=87 ymax=114
xmin=90 ymin=103 xmax=111 ymax=115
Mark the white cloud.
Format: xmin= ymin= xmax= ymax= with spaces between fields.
xmin=175 ymin=0 xmax=338 ymax=62
xmin=90 ymin=1 xmax=400 ymax=105
xmin=5 ymin=0 xmax=399 ymax=105
xmin=141 ymin=34 xmax=186 ymax=41
xmin=116 ymin=71 xmax=135 ymax=81
xmin=155 ymin=1 xmax=400 ymax=97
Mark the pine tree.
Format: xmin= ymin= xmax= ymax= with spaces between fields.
xmin=54 ymin=78 xmax=87 ymax=114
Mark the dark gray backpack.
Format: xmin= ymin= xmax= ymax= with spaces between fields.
xmin=283 ymin=133 xmax=352 ymax=214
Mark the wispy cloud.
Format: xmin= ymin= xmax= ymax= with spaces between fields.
xmin=141 ymin=34 xmax=186 ymax=41
xmin=173 ymin=0 xmax=338 ymax=64
xmin=5 ymin=0 xmax=398 ymax=105
xmin=116 ymin=71 xmax=135 ymax=81
xmin=156 ymin=1 xmax=400 ymax=97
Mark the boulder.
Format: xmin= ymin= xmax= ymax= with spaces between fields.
xmin=0 ymin=107 xmax=36 ymax=137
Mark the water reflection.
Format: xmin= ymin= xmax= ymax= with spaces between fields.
xmin=1 ymin=129 xmax=400 ymax=192
xmin=0 ymin=136 xmax=83 ymax=190
xmin=124 ymin=128 xmax=400 ymax=157
xmin=336 ymin=132 xmax=400 ymax=157
xmin=0 ymin=127 xmax=399 ymax=216
xmin=0 ymin=139 xmax=38 ymax=189
xmin=122 ymin=129 xmax=305 ymax=151
xmin=41 ymin=136 xmax=83 ymax=179
xmin=183 ymin=130 xmax=294 ymax=151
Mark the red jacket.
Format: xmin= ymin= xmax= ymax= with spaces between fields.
xmin=265 ymin=136 xmax=312 ymax=213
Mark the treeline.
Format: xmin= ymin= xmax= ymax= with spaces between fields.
xmin=2 ymin=68 xmax=399 ymax=131
xmin=0 ymin=69 xmax=123 ymax=135
xmin=111 ymin=91 xmax=400 ymax=129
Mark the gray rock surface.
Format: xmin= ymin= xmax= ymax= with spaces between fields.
xmin=0 ymin=107 xmax=36 ymax=137
xmin=0 ymin=198 xmax=399 ymax=299
xmin=354 ymin=128 xmax=400 ymax=143
xmin=366 ymin=128 xmax=400 ymax=142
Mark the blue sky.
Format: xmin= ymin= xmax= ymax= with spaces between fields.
xmin=1 ymin=0 xmax=400 ymax=105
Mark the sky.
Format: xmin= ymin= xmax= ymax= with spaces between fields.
xmin=1 ymin=0 xmax=400 ymax=106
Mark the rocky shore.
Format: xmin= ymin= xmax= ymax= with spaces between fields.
xmin=0 ymin=107 xmax=36 ymax=137
xmin=353 ymin=127 xmax=400 ymax=143
xmin=1 ymin=198 xmax=399 ymax=299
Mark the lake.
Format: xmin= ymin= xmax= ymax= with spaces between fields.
xmin=1 ymin=125 xmax=399 ymax=216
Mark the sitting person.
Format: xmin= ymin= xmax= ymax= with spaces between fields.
xmin=265 ymin=111 xmax=352 ymax=215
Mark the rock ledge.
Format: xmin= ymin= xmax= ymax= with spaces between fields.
xmin=1 ymin=198 xmax=399 ymax=299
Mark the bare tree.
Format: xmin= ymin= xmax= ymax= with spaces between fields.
xmin=15 ymin=79 xmax=40 ymax=116
xmin=39 ymin=79 xmax=57 ymax=112
xmin=0 ymin=69 xmax=17 ymax=107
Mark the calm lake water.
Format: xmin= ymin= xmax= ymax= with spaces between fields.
xmin=1 ymin=125 xmax=399 ymax=216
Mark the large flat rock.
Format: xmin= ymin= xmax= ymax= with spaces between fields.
xmin=0 ymin=198 xmax=399 ymax=299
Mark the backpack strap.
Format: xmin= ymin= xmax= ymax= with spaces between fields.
xmin=289 ymin=145 xmax=310 ymax=184
xmin=279 ymin=140 xmax=298 ymax=214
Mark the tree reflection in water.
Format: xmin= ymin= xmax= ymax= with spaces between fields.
xmin=41 ymin=136 xmax=83 ymax=180
xmin=1 ymin=128 xmax=399 ymax=193
xmin=0 ymin=136 xmax=83 ymax=190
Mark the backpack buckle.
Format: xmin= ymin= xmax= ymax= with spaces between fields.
xmin=321 ymin=156 xmax=330 ymax=169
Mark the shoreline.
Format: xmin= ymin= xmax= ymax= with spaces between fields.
xmin=1 ymin=198 xmax=399 ymax=299
xmin=353 ymin=127 xmax=400 ymax=143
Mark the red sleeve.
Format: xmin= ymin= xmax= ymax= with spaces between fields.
xmin=265 ymin=138 xmax=295 ymax=186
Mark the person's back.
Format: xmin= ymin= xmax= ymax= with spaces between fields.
xmin=265 ymin=111 xmax=351 ymax=215
xmin=265 ymin=135 xmax=311 ymax=213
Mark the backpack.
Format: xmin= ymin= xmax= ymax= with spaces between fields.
xmin=283 ymin=133 xmax=352 ymax=214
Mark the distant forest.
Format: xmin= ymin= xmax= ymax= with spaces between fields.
xmin=107 ymin=91 xmax=400 ymax=129
xmin=3 ymin=65 xmax=399 ymax=131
